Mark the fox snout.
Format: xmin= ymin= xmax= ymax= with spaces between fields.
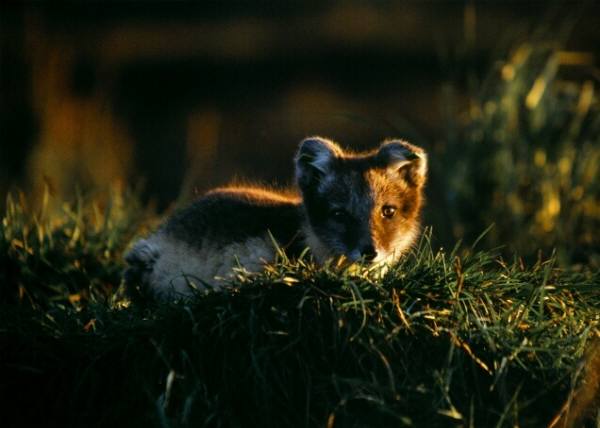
xmin=360 ymin=244 xmax=378 ymax=261
xmin=347 ymin=242 xmax=378 ymax=263
xmin=347 ymin=226 xmax=380 ymax=262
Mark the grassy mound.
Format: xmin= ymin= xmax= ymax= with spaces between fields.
xmin=1 ymin=190 xmax=599 ymax=428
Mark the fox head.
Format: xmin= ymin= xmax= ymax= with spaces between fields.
xmin=295 ymin=136 xmax=427 ymax=264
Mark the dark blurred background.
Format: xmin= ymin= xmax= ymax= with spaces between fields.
xmin=1 ymin=1 xmax=599 ymax=263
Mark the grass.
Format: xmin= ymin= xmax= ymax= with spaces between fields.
xmin=1 ymin=188 xmax=599 ymax=428
xmin=435 ymin=38 xmax=600 ymax=265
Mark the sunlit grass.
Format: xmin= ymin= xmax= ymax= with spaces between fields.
xmin=1 ymin=190 xmax=598 ymax=427
xmin=0 ymin=184 xmax=152 ymax=308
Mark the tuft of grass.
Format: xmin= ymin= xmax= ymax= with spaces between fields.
xmin=1 ymin=192 xmax=599 ymax=428
xmin=0 ymin=185 xmax=152 ymax=308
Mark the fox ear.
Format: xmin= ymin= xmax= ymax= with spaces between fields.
xmin=295 ymin=137 xmax=342 ymax=188
xmin=378 ymin=140 xmax=427 ymax=187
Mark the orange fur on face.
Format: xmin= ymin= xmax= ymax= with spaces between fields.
xmin=366 ymin=165 xmax=424 ymax=257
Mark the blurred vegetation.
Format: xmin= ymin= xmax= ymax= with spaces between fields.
xmin=439 ymin=42 xmax=599 ymax=265
xmin=3 ymin=3 xmax=598 ymax=265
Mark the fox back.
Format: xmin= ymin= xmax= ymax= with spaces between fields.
xmin=125 ymin=137 xmax=427 ymax=299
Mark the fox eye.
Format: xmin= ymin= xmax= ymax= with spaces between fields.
xmin=381 ymin=205 xmax=397 ymax=218
xmin=330 ymin=208 xmax=346 ymax=220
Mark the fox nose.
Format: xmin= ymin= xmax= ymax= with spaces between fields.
xmin=360 ymin=245 xmax=378 ymax=262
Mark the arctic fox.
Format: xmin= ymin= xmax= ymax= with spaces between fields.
xmin=124 ymin=137 xmax=427 ymax=300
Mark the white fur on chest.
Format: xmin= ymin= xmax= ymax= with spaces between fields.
xmin=146 ymin=232 xmax=276 ymax=299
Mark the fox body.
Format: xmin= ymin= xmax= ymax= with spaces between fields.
xmin=125 ymin=137 xmax=427 ymax=299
